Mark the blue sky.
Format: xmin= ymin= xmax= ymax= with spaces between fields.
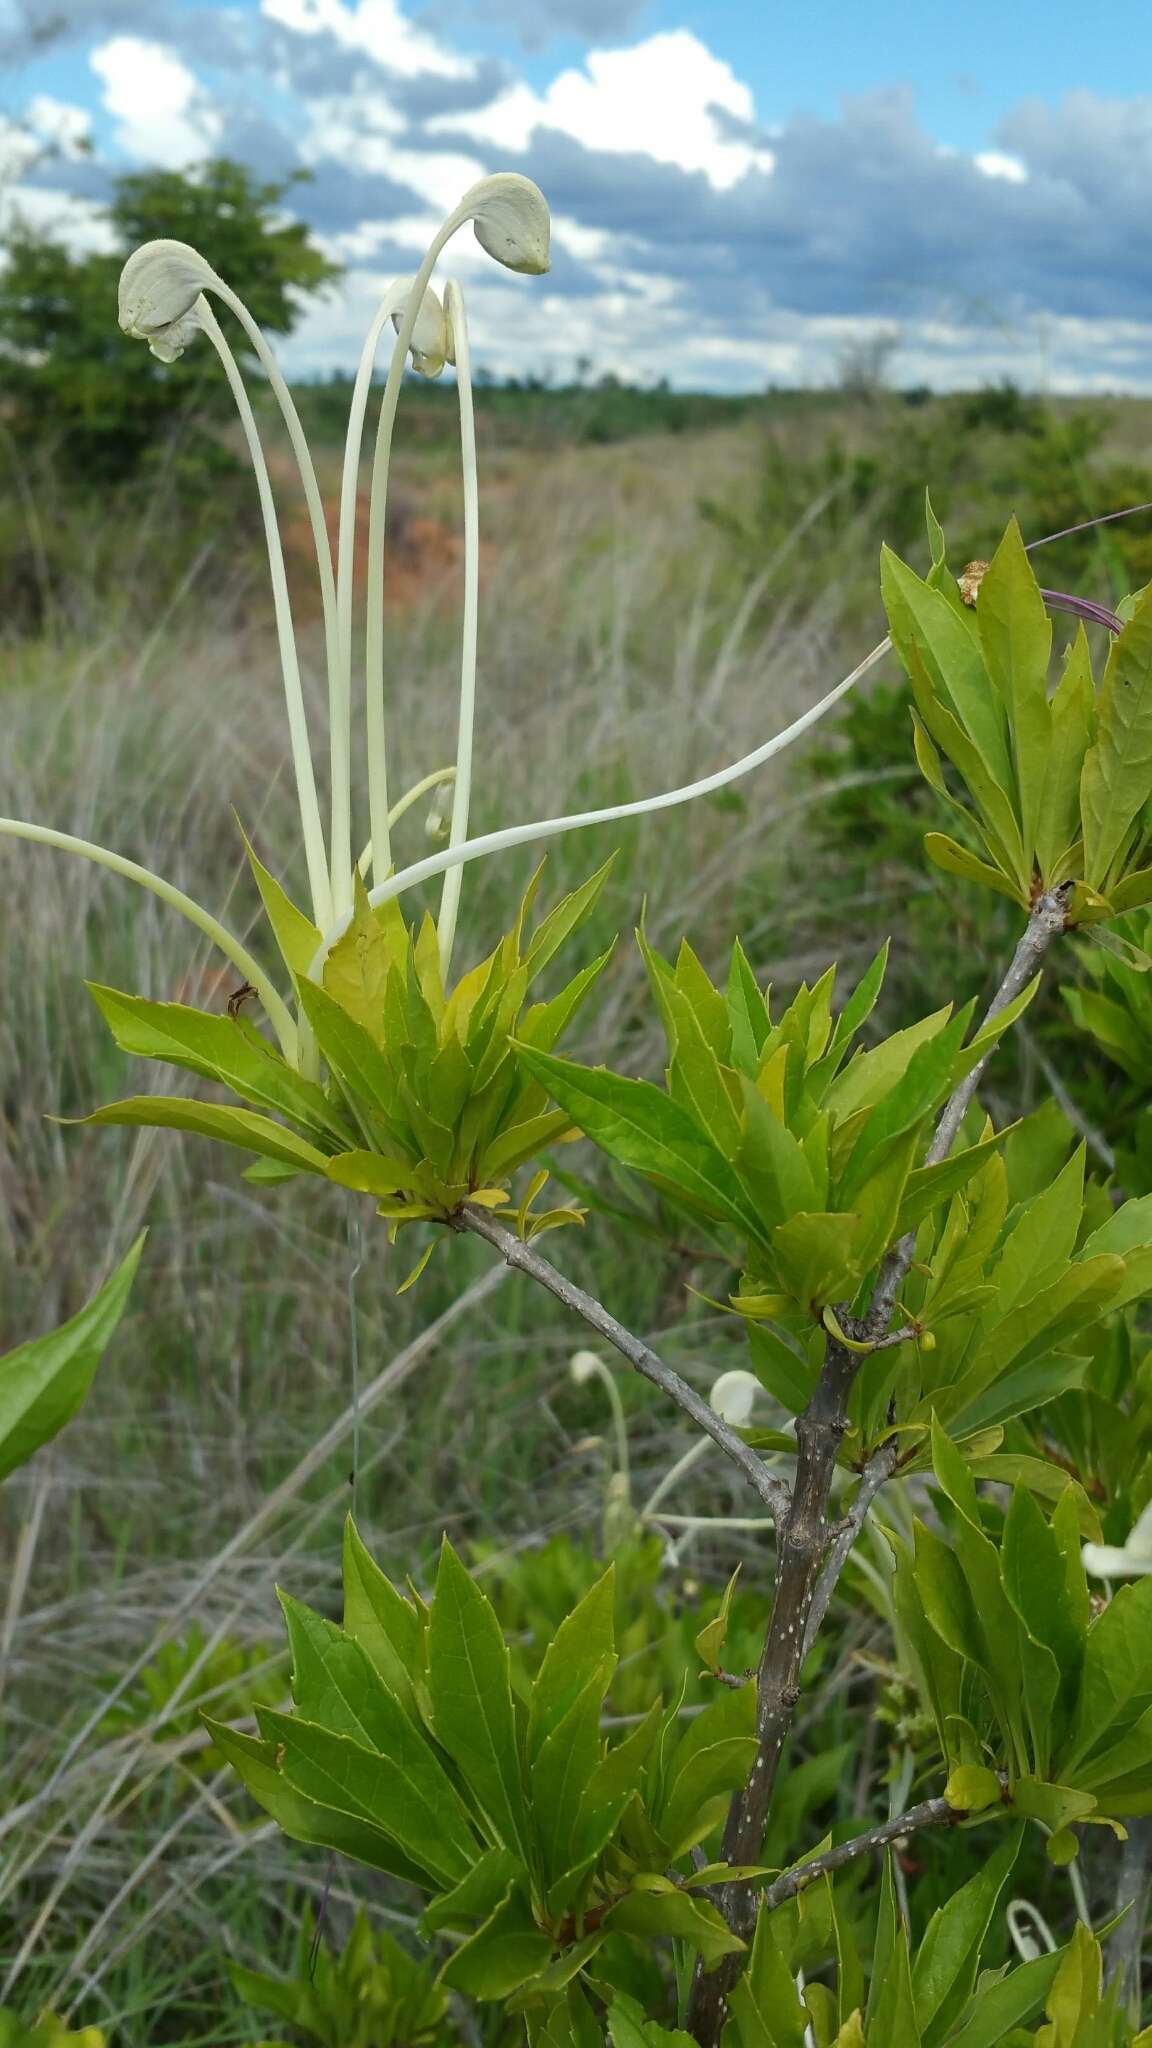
xmin=2 ymin=0 xmax=1151 ymax=390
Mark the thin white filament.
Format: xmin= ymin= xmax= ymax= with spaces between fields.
xmin=356 ymin=766 xmax=457 ymax=876
xmin=0 ymin=817 xmax=296 ymax=1060
xmin=363 ymin=212 xmax=469 ymax=885
xmin=333 ymin=296 xmax=402 ymax=916
xmin=198 ymin=301 xmax=332 ymax=930
xmin=309 ymin=635 xmax=888 ymax=960
xmin=209 ymin=281 xmax=342 ymax=905
xmin=436 ymin=281 xmax=478 ymax=977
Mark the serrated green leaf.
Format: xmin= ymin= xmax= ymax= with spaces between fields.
xmin=427 ymin=1538 xmax=529 ymax=1855
xmin=516 ymin=1048 xmax=761 ymax=1238
xmin=254 ymin=1702 xmax=477 ymax=1888
xmin=87 ymin=986 xmax=350 ymax=1146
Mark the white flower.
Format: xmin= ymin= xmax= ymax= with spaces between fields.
xmin=570 ymin=1348 xmax=607 ymax=1386
xmin=709 ymin=1369 xmax=760 ymax=1427
xmin=1082 ymin=1497 xmax=1152 ymax=1580
xmin=382 ymin=278 xmax=454 ymax=379
xmin=118 ymin=239 xmax=217 ymax=360
xmin=465 ymin=174 xmax=551 ymax=276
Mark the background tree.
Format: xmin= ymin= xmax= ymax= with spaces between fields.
xmin=0 ymin=158 xmax=340 ymax=482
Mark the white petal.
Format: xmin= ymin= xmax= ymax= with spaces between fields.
xmin=709 ymin=1369 xmax=759 ymax=1426
xmin=1082 ymin=1541 xmax=1152 ymax=1580
xmin=467 ymin=173 xmax=551 ymax=276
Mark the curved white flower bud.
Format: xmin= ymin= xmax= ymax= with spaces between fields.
xmin=708 ymin=1369 xmax=760 ymax=1427
xmin=118 ymin=238 xmax=218 ymax=360
xmin=464 ymin=173 xmax=551 ymax=276
xmin=1082 ymin=1496 xmax=1152 ymax=1580
xmin=382 ymin=277 xmax=453 ymax=379
xmin=570 ymin=1348 xmax=608 ymax=1387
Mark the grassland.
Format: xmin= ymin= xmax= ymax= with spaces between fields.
xmin=1 ymin=381 xmax=1149 ymax=2037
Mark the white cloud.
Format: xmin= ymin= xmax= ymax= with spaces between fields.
xmin=90 ymin=37 xmax=222 ymax=165
xmin=25 ymin=94 xmax=93 ymax=156
xmin=975 ymin=150 xmax=1027 ymax=184
xmin=261 ymin=0 xmax=467 ymax=77
xmin=439 ymin=30 xmax=775 ymax=190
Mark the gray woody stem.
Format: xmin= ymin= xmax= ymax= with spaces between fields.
xmin=689 ymin=886 xmax=1069 ymax=2047
xmin=457 ymin=1205 xmax=792 ymax=1525
xmin=750 ymin=1789 xmax=968 ymax=1917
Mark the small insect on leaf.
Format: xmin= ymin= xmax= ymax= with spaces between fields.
xmin=227 ymin=981 xmax=258 ymax=1021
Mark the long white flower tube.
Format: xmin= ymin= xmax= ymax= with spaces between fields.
xmin=302 ymin=635 xmax=891 ymax=977
xmin=361 ymin=178 xmax=550 ymax=891
xmin=207 ymin=278 xmax=341 ymax=869
xmin=352 ymin=635 xmax=890 ymax=926
xmin=436 ymin=281 xmax=479 ymax=978
xmin=0 ymin=818 xmax=296 ymax=1060
xmin=197 ymin=301 xmax=332 ymax=929
xmin=336 ymin=282 xmax=453 ymax=907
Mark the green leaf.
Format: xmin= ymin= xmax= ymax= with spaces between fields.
xmin=695 ymin=1567 xmax=741 ymax=1675
xmin=254 ymin=1702 xmax=478 ymax=1888
xmin=206 ymin=1719 xmax=439 ymax=1887
xmin=734 ymin=1078 xmax=818 ymax=1231
xmin=867 ymin=1919 xmax=922 ymax=2046
xmin=606 ymin=1993 xmax=696 ymax=2048
xmin=87 ymin=985 xmax=350 ymax=1145
xmin=322 ymin=875 xmax=402 ymax=1040
xmin=945 ymin=1950 xmax=1064 ymax=2048
xmin=297 ymin=977 xmax=400 ymax=1121
xmin=440 ymin=1886 xmax=555 ymax=1999
xmin=69 ymin=1096 xmax=330 ymax=1173
xmin=516 ymin=1048 xmax=761 ymax=1238
xmin=772 ymin=1209 xmax=862 ymax=1310
xmin=922 ymin=833 xmax=1023 ymax=901
xmin=524 ymin=857 xmax=615 ymax=979
xmin=1001 ymin=1489 xmax=1085 ymax=1711
xmin=606 ymin=1886 xmax=744 ymax=1968
xmin=1081 ymin=591 xmax=1152 ymax=887
xmin=745 ymin=1323 xmax=816 ymax=1414
xmin=912 ymin=1827 xmax=1021 ymax=2045
xmin=1036 ymin=630 xmax=1095 ymax=884
xmin=656 ymin=1682 xmax=757 ymax=1857
xmin=341 ymin=1518 xmax=424 ymax=1720
xmin=528 ymin=1569 xmax=616 ymax=1765
xmin=881 ymin=546 xmax=1013 ymax=796
xmin=419 ymin=1845 xmax=522 ymax=1935
xmin=427 ymin=1538 xmax=529 ymax=1855
xmin=727 ymin=940 xmax=771 ymax=1073
xmin=895 ymin=1131 xmax=1009 ymax=1238
xmin=976 ymin=518 xmax=1052 ymax=860
xmin=1061 ymin=1576 xmax=1152 ymax=1776
xmin=530 ymin=1673 xmax=605 ymax=1886
xmin=0 ymin=1236 xmax=143 ymax=1481
xmin=726 ymin=1899 xmax=809 ymax=2048
xmin=240 ymin=826 xmax=320 ymax=980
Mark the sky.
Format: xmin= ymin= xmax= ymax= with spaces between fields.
xmin=1 ymin=0 xmax=1151 ymax=391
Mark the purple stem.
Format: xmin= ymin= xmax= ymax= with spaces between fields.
xmin=1026 ymin=499 xmax=1152 ymax=555
xmin=1038 ymin=588 xmax=1123 ymax=635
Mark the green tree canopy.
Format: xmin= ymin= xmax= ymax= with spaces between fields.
xmin=0 ymin=158 xmax=341 ymax=481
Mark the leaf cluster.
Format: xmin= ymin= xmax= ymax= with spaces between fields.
xmin=230 ymin=1908 xmax=455 ymax=2048
xmin=519 ymin=937 xmax=1031 ymax=1328
xmin=883 ymin=514 xmax=1152 ymax=921
xmin=839 ymin=1116 xmax=1152 ymax=1459
xmin=82 ymin=859 xmax=614 ymax=1277
xmin=895 ymin=1423 xmax=1152 ymax=1852
xmin=208 ymin=1525 xmax=761 ymax=2009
